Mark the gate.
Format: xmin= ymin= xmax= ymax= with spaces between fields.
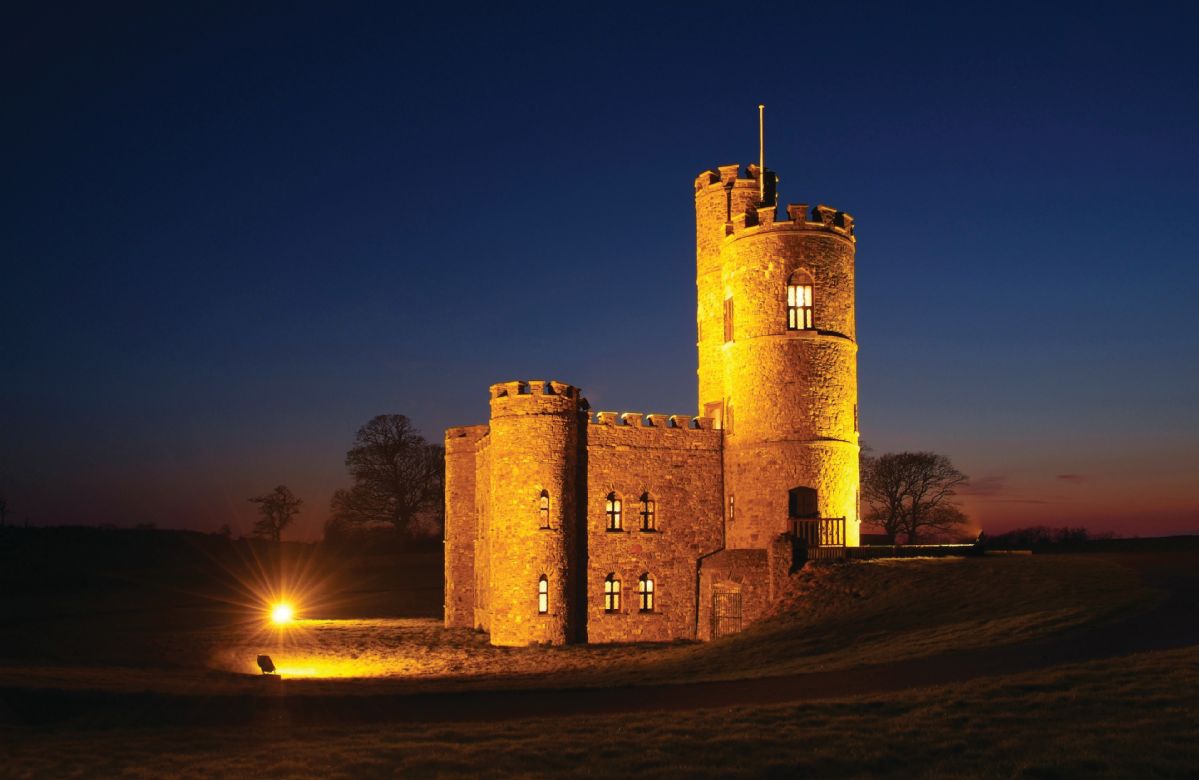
xmin=712 ymin=591 xmax=742 ymax=638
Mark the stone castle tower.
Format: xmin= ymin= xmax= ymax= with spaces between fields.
xmin=444 ymin=153 xmax=860 ymax=646
xmin=695 ymin=165 xmax=860 ymax=550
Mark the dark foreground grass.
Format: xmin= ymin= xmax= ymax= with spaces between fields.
xmin=0 ymin=554 xmax=1153 ymax=696
xmin=2 ymin=645 xmax=1196 ymax=778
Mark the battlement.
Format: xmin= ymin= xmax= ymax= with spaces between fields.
xmin=729 ymin=201 xmax=855 ymax=240
xmin=488 ymin=380 xmax=582 ymax=401
xmin=695 ymin=164 xmax=853 ymax=241
xmin=693 ymin=163 xmax=770 ymax=193
xmin=591 ymin=411 xmax=714 ymax=431
xmin=446 ymin=424 xmax=488 ymax=443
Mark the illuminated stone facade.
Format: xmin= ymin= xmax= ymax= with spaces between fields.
xmin=445 ymin=163 xmax=860 ymax=646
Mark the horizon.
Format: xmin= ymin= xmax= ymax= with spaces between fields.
xmin=4 ymin=2 xmax=1197 ymax=541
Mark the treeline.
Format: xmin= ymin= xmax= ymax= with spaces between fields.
xmin=247 ymin=414 xmax=444 ymax=546
xmin=983 ymin=526 xmax=1113 ymax=550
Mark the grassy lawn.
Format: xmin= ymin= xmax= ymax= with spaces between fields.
xmin=3 ymin=644 xmax=1195 ymax=778
xmin=0 ymin=553 xmax=1153 ymax=696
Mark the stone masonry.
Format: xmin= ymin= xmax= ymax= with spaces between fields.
xmin=444 ymin=160 xmax=861 ymax=646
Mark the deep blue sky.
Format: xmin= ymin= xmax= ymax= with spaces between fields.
xmin=4 ymin=2 xmax=1197 ymax=539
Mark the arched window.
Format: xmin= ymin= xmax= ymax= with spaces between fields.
xmin=538 ymin=490 xmax=550 ymax=529
xmin=537 ymin=575 xmax=548 ymax=614
xmin=639 ymin=493 xmax=656 ymax=532
xmin=605 ymin=493 xmax=622 ymax=531
xmin=604 ymin=574 xmax=621 ymax=613
xmin=638 ymin=574 xmax=655 ymax=612
xmin=787 ymin=271 xmax=814 ymax=331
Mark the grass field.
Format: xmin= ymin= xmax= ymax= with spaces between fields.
xmin=3 ymin=645 xmax=1196 ymax=778
xmin=0 ymin=548 xmax=1151 ymax=696
xmin=1 ymin=528 xmax=1195 ymax=778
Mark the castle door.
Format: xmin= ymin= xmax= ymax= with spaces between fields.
xmin=712 ymin=590 xmax=742 ymax=638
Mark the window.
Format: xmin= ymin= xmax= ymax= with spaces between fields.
xmin=723 ymin=297 xmax=734 ymax=342
xmin=605 ymin=493 xmax=622 ymax=531
xmin=787 ymin=272 xmax=813 ymax=330
xmin=537 ymin=575 xmax=548 ymax=614
xmin=639 ymin=493 xmax=656 ymax=531
xmin=728 ymin=494 xmax=735 ymax=522
xmin=604 ymin=574 xmax=621 ymax=613
xmin=638 ymin=574 xmax=655 ymax=612
xmin=538 ymin=490 xmax=550 ymax=529
xmin=788 ymin=487 xmax=818 ymax=518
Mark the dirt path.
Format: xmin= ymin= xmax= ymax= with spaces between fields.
xmin=3 ymin=552 xmax=1197 ymax=729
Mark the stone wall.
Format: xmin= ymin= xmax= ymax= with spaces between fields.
xmin=584 ymin=414 xmax=723 ymax=643
xmin=443 ymin=424 xmax=487 ymax=628
xmin=696 ymin=548 xmax=770 ymax=642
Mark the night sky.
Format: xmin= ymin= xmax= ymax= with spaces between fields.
xmin=4 ymin=2 xmax=1197 ymax=539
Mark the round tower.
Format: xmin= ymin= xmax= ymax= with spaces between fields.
xmin=694 ymin=166 xmax=860 ymax=550
xmin=485 ymin=380 xmax=582 ymax=646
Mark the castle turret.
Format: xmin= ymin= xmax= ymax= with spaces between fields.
xmin=695 ymin=165 xmax=860 ymax=549
xmin=484 ymin=380 xmax=583 ymax=646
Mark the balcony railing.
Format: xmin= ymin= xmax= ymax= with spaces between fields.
xmin=792 ymin=517 xmax=846 ymax=548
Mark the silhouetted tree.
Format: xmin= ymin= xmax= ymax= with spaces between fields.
xmin=862 ymin=451 xmax=969 ymax=544
xmin=327 ymin=415 xmax=444 ymax=539
xmin=249 ymin=485 xmax=302 ymax=542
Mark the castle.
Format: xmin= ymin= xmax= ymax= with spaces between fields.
xmin=444 ymin=159 xmax=860 ymax=646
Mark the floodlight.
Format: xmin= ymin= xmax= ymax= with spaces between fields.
xmin=271 ymin=602 xmax=294 ymax=624
xmin=257 ymin=654 xmax=276 ymax=674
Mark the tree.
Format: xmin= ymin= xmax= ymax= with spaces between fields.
xmin=861 ymin=451 xmax=969 ymax=544
xmin=327 ymin=415 xmax=444 ymax=539
xmin=249 ymin=485 xmax=302 ymax=542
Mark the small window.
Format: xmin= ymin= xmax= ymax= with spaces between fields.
xmin=787 ymin=272 xmax=813 ymax=331
xmin=728 ymin=494 xmax=735 ymax=522
xmin=604 ymin=574 xmax=621 ymax=613
xmin=605 ymin=493 xmax=622 ymax=531
xmin=639 ymin=493 xmax=656 ymax=531
xmin=723 ymin=297 xmax=734 ymax=342
xmin=638 ymin=574 xmax=655 ymax=612
xmin=538 ymin=490 xmax=550 ymax=529
xmin=537 ymin=575 xmax=548 ymax=614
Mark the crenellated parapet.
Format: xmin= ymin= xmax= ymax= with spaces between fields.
xmin=488 ymin=380 xmax=583 ymax=418
xmin=695 ymin=163 xmax=854 ymax=241
xmin=591 ymin=411 xmax=714 ymax=430
xmin=730 ymin=201 xmax=855 ymax=240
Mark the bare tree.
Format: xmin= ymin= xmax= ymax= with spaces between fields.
xmin=861 ymin=451 xmax=969 ymax=544
xmin=327 ymin=415 xmax=444 ymax=539
xmin=249 ymin=485 xmax=302 ymax=542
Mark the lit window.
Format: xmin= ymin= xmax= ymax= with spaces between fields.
xmin=638 ymin=574 xmax=655 ymax=612
xmin=538 ymin=490 xmax=550 ymax=529
xmin=728 ymin=494 xmax=735 ymax=522
xmin=639 ymin=493 xmax=656 ymax=531
xmin=605 ymin=493 xmax=622 ymax=531
xmin=723 ymin=297 xmax=734 ymax=342
xmin=604 ymin=574 xmax=621 ymax=613
xmin=787 ymin=273 xmax=813 ymax=331
xmin=538 ymin=575 xmax=548 ymax=614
